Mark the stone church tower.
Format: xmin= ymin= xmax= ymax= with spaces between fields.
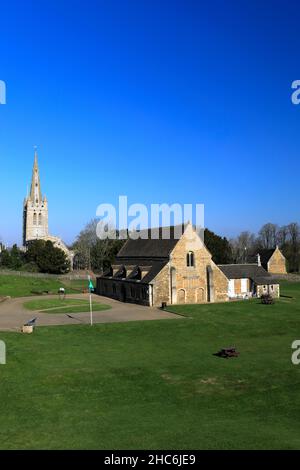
xmin=23 ymin=150 xmax=74 ymax=269
xmin=23 ymin=150 xmax=49 ymax=245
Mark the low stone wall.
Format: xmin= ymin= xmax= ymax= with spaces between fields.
xmin=270 ymin=273 xmax=300 ymax=282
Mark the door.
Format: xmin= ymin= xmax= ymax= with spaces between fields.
xmin=196 ymin=288 xmax=205 ymax=303
xmin=228 ymin=279 xmax=235 ymax=297
xmin=177 ymin=289 xmax=186 ymax=304
xmin=241 ymin=278 xmax=248 ymax=294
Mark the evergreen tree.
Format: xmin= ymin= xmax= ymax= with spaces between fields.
xmin=204 ymin=229 xmax=232 ymax=264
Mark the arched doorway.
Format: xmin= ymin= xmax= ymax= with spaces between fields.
xmin=177 ymin=289 xmax=186 ymax=304
xmin=196 ymin=287 xmax=205 ymax=303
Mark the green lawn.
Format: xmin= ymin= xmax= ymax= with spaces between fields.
xmin=0 ymin=274 xmax=82 ymax=298
xmin=23 ymin=298 xmax=111 ymax=314
xmin=60 ymin=278 xmax=96 ymax=292
xmin=0 ymin=282 xmax=300 ymax=449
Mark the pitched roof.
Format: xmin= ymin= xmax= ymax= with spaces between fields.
xmin=117 ymin=224 xmax=186 ymax=259
xmin=248 ymin=249 xmax=276 ymax=268
xmin=218 ymin=264 xmax=278 ymax=285
xmin=99 ymin=260 xmax=168 ymax=284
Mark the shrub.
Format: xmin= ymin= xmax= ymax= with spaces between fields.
xmin=261 ymin=294 xmax=275 ymax=305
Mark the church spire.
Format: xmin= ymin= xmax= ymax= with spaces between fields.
xmin=29 ymin=148 xmax=42 ymax=204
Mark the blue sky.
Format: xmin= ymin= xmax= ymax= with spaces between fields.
xmin=0 ymin=0 xmax=299 ymax=245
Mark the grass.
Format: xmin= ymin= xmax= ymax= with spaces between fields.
xmin=23 ymin=298 xmax=111 ymax=314
xmin=60 ymin=278 xmax=96 ymax=292
xmin=0 ymin=281 xmax=299 ymax=449
xmin=0 ymin=274 xmax=90 ymax=297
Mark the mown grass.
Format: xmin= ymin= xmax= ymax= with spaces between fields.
xmin=0 ymin=282 xmax=299 ymax=449
xmin=0 ymin=274 xmax=80 ymax=298
xmin=23 ymin=298 xmax=111 ymax=314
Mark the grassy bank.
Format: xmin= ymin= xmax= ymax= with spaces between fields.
xmin=0 ymin=282 xmax=299 ymax=449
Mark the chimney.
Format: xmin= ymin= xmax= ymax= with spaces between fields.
xmin=257 ymin=253 xmax=261 ymax=267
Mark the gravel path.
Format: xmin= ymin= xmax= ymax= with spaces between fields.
xmin=0 ymin=294 xmax=180 ymax=331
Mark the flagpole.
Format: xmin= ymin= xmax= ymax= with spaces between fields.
xmin=88 ymin=275 xmax=93 ymax=326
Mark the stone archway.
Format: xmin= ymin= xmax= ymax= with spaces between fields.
xmin=177 ymin=288 xmax=186 ymax=304
xmin=195 ymin=287 xmax=205 ymax=303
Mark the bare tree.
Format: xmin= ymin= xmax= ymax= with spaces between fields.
xmin=277 ymin=225 xmax=289 ymax=247
xmin=258 ymin=223 xmax=278 ymax=249
xmin=72 ymin=219 xmax=126 ymax=272
xmin=285 ymin=223 xmax=300 ymax=272
xmin=288 ymin=222 xmax=300 ymax=245
xmin=230 ymin=231 xmax=256 ymax=263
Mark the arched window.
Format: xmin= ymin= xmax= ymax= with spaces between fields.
xmin=38 ymin=213 xmax=42 ymax=225
xmin=187 ymin=251 xmax=194 ymax=267
xmin=33 ymin=213 xmax=37 ymax=225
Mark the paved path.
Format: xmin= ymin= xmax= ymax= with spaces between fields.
xmin=0 ymin=294 xmax=180 ymax=331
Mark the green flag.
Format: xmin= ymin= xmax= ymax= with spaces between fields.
xmin=89 ymin=280 xmax=94 ymax=291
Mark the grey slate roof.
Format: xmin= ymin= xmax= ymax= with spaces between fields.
xmin=248 ymin=249 xmax=276 ymax=268
xmin=218 ymin=264 xmax=278 ymax=285
xmin=117 ymin=224 xmax=186 ymax=259
xmin=100 ymin=260 xmax=168 ymax=284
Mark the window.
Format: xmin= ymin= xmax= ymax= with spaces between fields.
xmin=38 ymin=213 xmax=42 ymax=225
xmin=33 ymin=213 xmax=37 ymax=225
xmin=186 ymin=251 xmax=195 ymax=267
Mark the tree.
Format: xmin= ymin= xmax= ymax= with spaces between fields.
xmin=0 ymin=245 xmax=24 ymax=269
xmin=285 ymin=223 xmax=300 ymax=272
xmin=25 ymin=240 xmax=70 ymax=274
xmin=9 ymin=244 xmax=24 ymax=270
xmin=26 ymin=239 xmax=48 ymax=265
xmin=230 ymin=231 xmax=257 ymax=263
xmin=0 ymin=248 xmax=11 ymax=267
xmin=204 ymin=229 xmax=232 ymax=264
xmin=72 ymin=219 xmax=126 ymax=273
xmin=36 ymin=241 xmax=70 ymax=274
xmin=258 ymin=223 xmax=279 ymax=249
xmin=277 ymin=225 xmax=289 ymax=246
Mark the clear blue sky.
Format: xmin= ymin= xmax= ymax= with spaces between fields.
xmin=0 ymin=0 xmax=299 ymax=245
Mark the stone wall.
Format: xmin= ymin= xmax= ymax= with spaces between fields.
xmin=268 ymin=248 xmax=287 ymax=274
xmin=152 ymin=263 xmax=170 ymax=307
xmin=96 ymin=277 xmax=150 ymax=306
xmin=152 ymin=224 xmax=228 ymax=306
xmin=257 ymin=284 xmax=280 ymax=298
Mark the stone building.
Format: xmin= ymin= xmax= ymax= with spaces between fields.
xmin=256 ymin=247 xmax=287 ymax=274
xmin=218 ymin=264 xmax=280 ymax=299
xmin=96 ymin=223 xmax=229 ymax=307
xmin=23 ymin=150 xmax=74 ymax=267
xmin=23 ymin=151 xmax=48 ymax=243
